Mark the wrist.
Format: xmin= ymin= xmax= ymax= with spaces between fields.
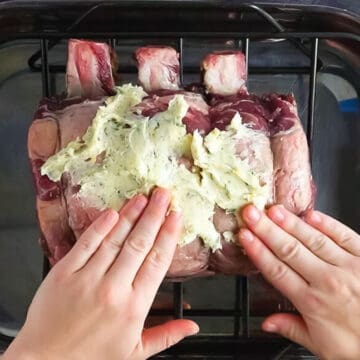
xmin=3 ymin=345 xmax=38 ymax=360
xmin=2 ymin=338 xmax=47 ymax=360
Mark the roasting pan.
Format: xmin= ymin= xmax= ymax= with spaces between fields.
xmin=0 ymin=1 xmax=359 ymax=358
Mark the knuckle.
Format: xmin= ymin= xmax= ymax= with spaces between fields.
xmin=284 ymin=322 xmax=298 ymax=340
xmin=164 ymin=334 xmax=177 ymax=349
xmin=268 ymin=263 xmax=288 ymax=282
xmin=118 ymin=215 xmax=132 ymax=231
xmin=278 ymin=241 xmax=300 ymax=261
xmin=50 ymin=266 xmax=66 ymax=285
xmin=308 ymin=233 xmax=327 ymax=252
xmin=127 ymin=234 xmax=152 ymax=255
xmin=350 ymin=258 xmax=360 ymax=276
xmin=337 ymin=232 xmax=354 ymax=247
xmin=325 ymin=274 xmax=351 ymax=296
xmin=77 ymin=237 xmax=93 ymax=252
xmin=98 ymin=283 xmax=119 ymax=307
xmin=104 ymin=238 xmax=122 ymax=252
xmin=147 ymin=247 xmax=170 ymax=269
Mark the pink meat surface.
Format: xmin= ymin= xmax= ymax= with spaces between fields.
xmin=29 ymin=39 xmax=116 ymax=268
xmin=168 ymin=238 xmax=212 ymax=279
xmin=132 ymin=52 xmax=212 ymax=277
xmin=66 ymin=39 xmax=117 ymax=98
xmin=36 ymin=197 xmax=75 ymax=266
xmin=57 ymin=99 xmax=104 ymax=148
xmin=135 ymin=46 xmax=180 ymax=92
xmin=28 ymin=110 xmax=74 ymax=265
xmin=65 ymin=183 xmax=103 ymax=239
xmin=56 ymin=99 xmax=105 ymax=238
xmin=210 ymin=204 xmax=255 ymax=275
xmin=208 ymin=92 xmax=274 ymax=274
xmin=264 ymin=94 xmax=315 ymax=215
xmin=210 ymin=92 xmax=270 ymax=133
xmin=28 ymin=118 xmax=61 ymax=201
xmin=202 ymin=51 xmax=247 ymax=96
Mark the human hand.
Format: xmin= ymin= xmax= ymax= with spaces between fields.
xmin=238 ymin=205 xmax=360 ymax=360
xmin=4 ymin=188 xmax=198 ymax=360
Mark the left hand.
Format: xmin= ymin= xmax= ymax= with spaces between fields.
xmin=238 ymin=204 xmax=360 ymax=360
xmin=4 ymin=188 xmax=198 ymax=360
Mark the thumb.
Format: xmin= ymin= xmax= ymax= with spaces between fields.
xmin=140 ymin=319 xmax=199 ymax=358
xmin=263 ymin=313 xmax=312 ymax=350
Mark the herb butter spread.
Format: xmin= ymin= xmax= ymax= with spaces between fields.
xmin=41 ymin=84 xmax=269 ymax=251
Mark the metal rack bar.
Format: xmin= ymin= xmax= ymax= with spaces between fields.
xmin=40 ymin=39 xmax=51 ymax=97
xmin=240 ymin=37 xmax=251 ymax=339
xmin=42 ymin=257 xmax=50 ymax=279
xmin=173 ymin=283 xmax=183 ymax=319
xmin=40 ymin=38 xmax=52 ymax=279
xmin=28 ymin=64 xmax=319 ymax=75
xmin=108 ymin=38 xmax=117 ymax=49
xmin=241 ymin=277 xmax=250 ymax=338
xmin=150 ymin=308 xmax=296 ymax=317
xmin=242 ymin=38 xmax=250 ymax=76
xmin=13 ymin=31 xmax=360 ymax=40
xmin=178 ymin=37 xmax=184 ymax=84
xmin=172 ymin=36 xmax=185 ymax=322
xmin=233 ymin=276 xmax=241 ymax=336
xmin=158 ymin=336 xmax=289 ymax=357
xmin=307 ymin=37 xmax=319 ymax=158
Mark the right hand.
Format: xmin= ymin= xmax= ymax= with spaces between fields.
xmin=239 ymin=205 xmax=360 ymax=360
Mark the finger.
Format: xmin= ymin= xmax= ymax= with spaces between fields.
xmin=134 ymin=211 xmax=182 ymax=307
xmin=267 ymin=205 xmax=351 ymax=266
xmin=83 ymin=195 xmax=148 ymax=277
xmin=238 ymin=228 xmax=308 ymax=306
xmin=106 ymin=187 xmax=171 ymax=285
xmin=262 ymin=314 xmax=313 ymax=354
xmin=140 ymin=320 xmax=199 ymax=359
xmin=59 ymin=210 xmax=119 ymax=273
xmin=241 ymin=205 xmax=328 ymax=283
xmin=305 ymin=211 xmax=360 ymax=256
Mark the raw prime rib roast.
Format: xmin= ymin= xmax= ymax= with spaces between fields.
xmin=28 ymin=40 xmax=315 ymax=279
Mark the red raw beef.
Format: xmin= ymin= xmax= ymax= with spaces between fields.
xmin=264 ymin=93 xmax=315 ymax=215
xmin=66 ymin=39 xmax=117 ymax=98
xmin=28 ymin=42 xmax=315 ymax=278
xmin=202 ymin=51 xmax=247 ymax=96
xmin=135 ymin=46 xmax=180 ymax=92
xmin=135 ymin=89 xmax=211 ymax=135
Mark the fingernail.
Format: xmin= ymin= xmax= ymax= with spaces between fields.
xmin=309 ymin=211 xmax=321 ymax=224
xmin=239 ymin=228 xmax=254 ymax=243
xmin=243 ymin=206 xmax=261 ymax=224
xmin=95 ymin=210 xmax=118 ymax=234
xmin=105 ymin=209 xmax=118 ymax=222
xmin=152 ymin=188 xmax=170 ymax=206
xmin=263 ymin=321 xmax=278 ymax=332
xmin=270 ymin=206 xmax=285 ymax=223
xmin=190 ymin=322 xmax=200 ymax=335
